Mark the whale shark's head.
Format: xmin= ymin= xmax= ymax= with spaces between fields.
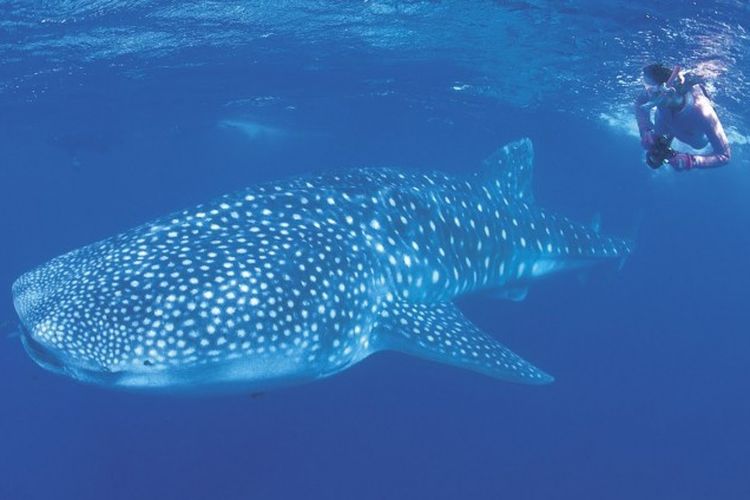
xmin=11 ymin=205 xmax=345 ymax=393
xmin=12 ymin=241 xmax=304 ymax=393
xmin=11 ymin=243 xmax=217 ymax=390
xmin=12 ymin=247 xmax=159 ymax=388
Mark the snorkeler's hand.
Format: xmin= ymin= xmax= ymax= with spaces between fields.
xmin=668 ymin=153 xmax=695 ymax=171
xmin=641 ymin=130 xmax=657 ymax=150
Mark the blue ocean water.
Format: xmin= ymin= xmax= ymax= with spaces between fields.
xmin=1 ymin=1 xmax=749 ymax=499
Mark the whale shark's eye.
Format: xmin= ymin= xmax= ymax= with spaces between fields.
xmin=142 ymin=359 xmax=155 ymax=367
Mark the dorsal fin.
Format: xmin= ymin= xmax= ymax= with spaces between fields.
xmin=481 ymin=138 xmax=535 ymax=203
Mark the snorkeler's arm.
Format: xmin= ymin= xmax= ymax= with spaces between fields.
xmin=634 ymin=92 xmax=654 ymax=136
xmin=692 ymin=103 xmax=731 ymax=168
xmin=635 ymin=91 xmax=661 ymax=149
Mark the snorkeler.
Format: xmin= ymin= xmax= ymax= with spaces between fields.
xmin=635 ymin=63 xmax=731 ymax=170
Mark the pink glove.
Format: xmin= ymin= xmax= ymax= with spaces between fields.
xmin=668 ymin=153 xmax=695 ymax=171
xmin=641 ymin=130 xmax=657 ymax=150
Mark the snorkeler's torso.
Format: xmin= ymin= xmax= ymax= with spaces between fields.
xmin=655 ymin=87 xmax=712 ymax=150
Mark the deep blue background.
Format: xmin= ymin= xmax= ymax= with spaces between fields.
xmin=1 ymin=2 xmax=749 ymax=499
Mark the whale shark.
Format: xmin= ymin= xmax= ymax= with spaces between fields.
xmin=12 ymin=138 xmax=631 ymax=392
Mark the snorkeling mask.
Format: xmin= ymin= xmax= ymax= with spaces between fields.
xmin=640 ymin=65 xmax=682 ymax=109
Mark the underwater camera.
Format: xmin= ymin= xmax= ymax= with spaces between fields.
xmin=646 ymin=135 xmax=675 ymax=169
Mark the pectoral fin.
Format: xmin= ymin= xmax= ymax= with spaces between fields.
xmin=374 ymin=301 xmax=553 ymax=385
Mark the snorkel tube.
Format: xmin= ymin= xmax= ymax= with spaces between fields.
xmin=665 ymin=65 xmax=681 ymax=88
xmin=640 ymin=65 xmax=682 ymax=109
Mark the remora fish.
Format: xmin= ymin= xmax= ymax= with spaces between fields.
xmin=12 ymin=139 xmax=631 ymax=392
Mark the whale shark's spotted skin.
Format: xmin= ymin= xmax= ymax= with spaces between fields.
xmin=13 ymin=139 xmax=631 ymax=391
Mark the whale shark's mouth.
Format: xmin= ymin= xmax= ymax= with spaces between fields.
xmin=19 ymin=326 xmax=311 ymax=394
xmin=20 ymin=326 xmax=66 ymax=374
xmin=19 ymin=327 xmax=125 ymax=387
xmin=18 ymin=329 xmax=174 ymax=390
